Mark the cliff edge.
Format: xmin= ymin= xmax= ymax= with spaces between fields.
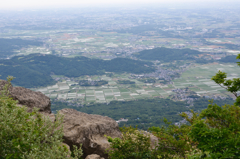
xmin=0 ymin=80 xmax=122 ymax=159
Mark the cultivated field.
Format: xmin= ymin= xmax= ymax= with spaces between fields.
xmin=32 ymin=62 xmax=239 ymax=104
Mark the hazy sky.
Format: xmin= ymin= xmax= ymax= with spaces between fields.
xmin=0 ymin=0 xmax=238 ymax=10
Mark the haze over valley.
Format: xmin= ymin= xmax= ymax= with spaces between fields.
xmin=0 ymin=1 xmax=240 ymax=127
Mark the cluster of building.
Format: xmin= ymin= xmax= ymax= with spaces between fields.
xmin=130 ymin=68 xmax=184 ymax=84
xmin=171 ymin=88 xmax=198 ymax=106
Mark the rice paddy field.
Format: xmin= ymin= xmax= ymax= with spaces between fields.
xmin=31 ymin=62 xmax=239 ymax=104
xmin=174 ymin=62 xmax=240 ymax=97
xmin=32 ymin=74 xmax=175 ymax=104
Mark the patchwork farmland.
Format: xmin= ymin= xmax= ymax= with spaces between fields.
xmin=32 ymin=62 xmax=240 ymax=104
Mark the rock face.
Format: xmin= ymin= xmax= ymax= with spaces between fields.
xmin=0 ymin=80 xmax=124 ymax=158
xmin=0 ymin=80 xmax=51 ymax=114
xmin=10 ymin=87 xmax=51 ymax=114
xmin=59 ymin=109 xmax=122 ymax=158
xmin=85 ymin=154 xmax=104 ymax=159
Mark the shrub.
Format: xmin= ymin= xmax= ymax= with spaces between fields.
xmin=0 ymin=77 xmax=82 ymax=159
xmin=183 ymin=103 xmax=240 ymax=158
xmin=106 ymin=126 xmax=156 ymax=159
xmin=149 ymin=120 xmax=194 ymax=158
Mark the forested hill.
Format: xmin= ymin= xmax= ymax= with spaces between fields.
xmin=51 ymin=97 xmax=234 ymax=130
xmin=0 ymin=54 xmax=154 ymax=88
xmin=135 ymin=47 xmax=202 ymax=62
xmin=219 ymin=55 xmax=239 ymax=63
xmin=0 ymin=38 xmax=43 ymax=58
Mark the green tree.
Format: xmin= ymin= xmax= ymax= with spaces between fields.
xmin=106 ymin=54 xmax=240 ymax=158
xmin=0 ymin=77 xmax=82 ymax=159
xmin=182 ymin=54 xmax=240 ymax=158
xmin=149 ymin=119 xmax=196 ymax=159
xmin=211 ymin=54 xmax=240 ymax=105
xmin=106 ymin=126 xmax=156 ymax=159
xmin=182 ymin=103 xmax=240 ymax=158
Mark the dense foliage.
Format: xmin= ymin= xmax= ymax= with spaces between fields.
xmin=186 ymin=104 xmax=240 ymax=158
xmin=107 ymin=102 xmax=240 ymax=159
xmin=219 ymin=55 xmax=239 ymax=63
xmin=107 ymin=126 xmax=154 ymax=159
xmin=0 ymin=54 xmax=154 ymax=87
xmin=0 ymin=38 xmax=43 ymax=58
xmin=117 ymin=80 xmax=136 ymax=84
xmin=51 ymin=98 xmax=234 ymax=130
xmin=0 ymin=77 xmax=82 ymax=159
xmin=107 ymin=122 xmax=202 ymax=159
xmin=79 ymin=80 xmax=108 ymax=86
xmin=106 ymin=53 xmax=240 ymax=159
xmin=135 ymin=47 xmax=201 ymax=62
xmin=137 ymin=78 xmax=156 ymax=83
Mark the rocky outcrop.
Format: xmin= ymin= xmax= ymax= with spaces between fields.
xmin=10 ymin=87 xmax=51 ymax=114
xmin=1 ymin=80 xmax=121 ymax=158
xmin=85 ymin=154 xmax=104 ymax=159
xmin=0 ymin=80 xmax=51 ymax=114
xmin=59 ymin=109 xmax=122 ymax=158
xmin=1 ymin=80 xmax=159 ymax=158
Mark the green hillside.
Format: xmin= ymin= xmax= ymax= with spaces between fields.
xmin=0 ymin=54 xmax=154 ymax=88
xmin=219 ymin=55 xmax=239 ymax=63
xmin=135 ymin=47 xmax=202 ymax=62
xmin=51 ymin=97 xmax=234 ymax=130
xmin=0 ymin=38 xmax=43 ymax=58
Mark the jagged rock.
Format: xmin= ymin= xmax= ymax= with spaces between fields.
xmin=1 ymin=79 xmax=122 ymax=158
xmin=0 ymin=80 xmax=51 ymax=114
xmin=85 ymin=154 xmax=104 ymax=159
xmin=59 ymin=109 xmax=122 ymax=158
xmin=10 ymin=87 xmax=51 ymax=114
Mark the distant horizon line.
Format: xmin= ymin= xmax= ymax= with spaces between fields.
xmin=0 ymin=1 xmax=240 ymax=11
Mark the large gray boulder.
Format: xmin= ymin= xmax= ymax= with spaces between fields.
xmin=0 ymin=80 xmax=124 ymax=158
xmin=10 ymin=87 xmax=51 ymax=114
xmin=59 ymin=109 xmax=122 ymax=158
xmin=0 ymin=80 xmax=51 ymax=114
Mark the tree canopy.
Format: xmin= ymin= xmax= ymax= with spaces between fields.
xmin=0 ymin=38 xmax=43 ymax=58
xmin=0 ymin=54 xmax=154 ymax=87
xmin=0 ymin=77 xmax=82 ymax=159
xmin=135 ymin=47 xmax=202 ymax=62
xmin=106 ymin=54 xmax=240 ymax=158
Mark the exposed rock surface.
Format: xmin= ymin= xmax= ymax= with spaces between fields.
xmin=0 ymin=80 xmax=125 ymax=158
xmin=0 ymin=80 xmax=51 ymax=114
xmin=10 ymin=87 xmax=51 ymax=114
xmin=59 ymin=109 xmax=122 ymax=158
xmin=85 ymin=154 xmax=104 ymax=159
